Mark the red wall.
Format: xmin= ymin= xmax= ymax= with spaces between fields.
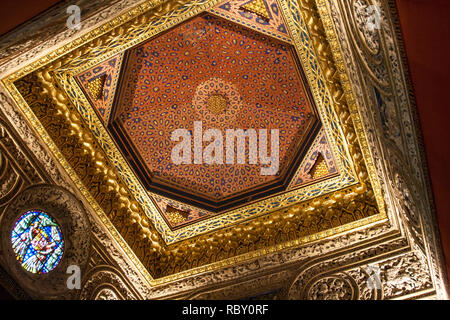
xmin=395 ymin=0 xmax=450 ymax=284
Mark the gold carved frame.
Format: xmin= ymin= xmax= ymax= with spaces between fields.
xmin=2 ymin=0 xmax=386 ymax=285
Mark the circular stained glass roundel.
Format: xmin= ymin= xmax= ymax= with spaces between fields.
xmin=10 ymin=210 xmax=64 ymax=274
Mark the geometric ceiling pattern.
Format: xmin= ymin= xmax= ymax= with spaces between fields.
xmin=76 ymin=9 xmax=338 ymax=226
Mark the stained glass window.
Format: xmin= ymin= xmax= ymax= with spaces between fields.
xmin=11 ymin=210 xmax=64 ymax=274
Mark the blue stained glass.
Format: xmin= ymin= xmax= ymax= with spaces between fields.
xmin=11 ymin=210 xmax=64 ymax=274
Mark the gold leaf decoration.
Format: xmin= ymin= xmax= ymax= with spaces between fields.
xmin=207 ymin=94 xmax=228 ymax=115
xmin=240 ymin=0 xmax=271 ymax=21
xmin=86 ymin=74 xmax=107 ymax=101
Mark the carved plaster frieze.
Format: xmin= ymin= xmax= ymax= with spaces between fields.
xmin=287 ymin=251 xmax=433 ymax=300
xmin=80 ymin=266 xmax=139 ymax=300
xmin=146 ymin=221 xmax=399 ymax=299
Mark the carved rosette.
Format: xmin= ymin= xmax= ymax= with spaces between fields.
xmin=0 ymin=184 xmax=91 ymax=298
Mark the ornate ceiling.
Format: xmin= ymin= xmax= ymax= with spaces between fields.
xmin=74 ymin=8 xmax=340 ymax=225
xmin=4 ymin=0 xmax=385 ymax=279
xmin=0 ymin=0 xmax=447 ymax=300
